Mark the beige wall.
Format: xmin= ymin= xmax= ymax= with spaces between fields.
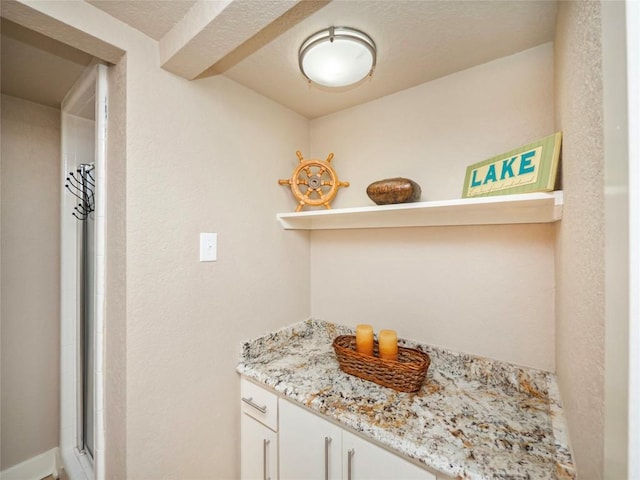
xmin=4 ymin=2 xmax=312 ymax=478
xmin=104 ymin=55 xmax=127 ymax=480
xmin=601 ymin=1 xmax=632 ymax=477
xmin=0 ymin=94 xmax=61 ymax=469
xmin=554 ymin=1 xmax=605 ymax=478
xmin=125 ymin=65 xmax=311 ymax=479
xmin=5 ymin=2 xmax=619 ymax=479
xmin=310 ymin=45 xmax=556 ymax=371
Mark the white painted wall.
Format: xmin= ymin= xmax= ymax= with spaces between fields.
xmin=625 ymin=0 xmax=640 ymax=478
xmin=602 ymin=1 xmax=635 ymax=478
xmin=554 ymin=2 xmax=606 ymax=478
xmin=0 ymin=94 xmax=61 ymax=470
xmin=309 ymin=44 xmax=556 ymax=371
xmin=625 ymin=2 xmax=640 ymax=477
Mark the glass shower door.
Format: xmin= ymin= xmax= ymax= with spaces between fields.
xmin=61 ymin=62 xmax=107 ymax=480
xmin=80 ymin=165 xmax=96 ymax=459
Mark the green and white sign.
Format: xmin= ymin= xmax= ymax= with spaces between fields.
xmin=462 ymin=132 xmax=562 ymax=198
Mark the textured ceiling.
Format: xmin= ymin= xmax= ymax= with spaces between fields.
xmin=85 ymin=0 xmax=557 ymax=119
xmin=218 ymin=0 xmax=557 ymax=118
xmin=86 ymin=0 xmax=197 ymax=40
xmin=2 ymin=1 xmax=557 ymax=118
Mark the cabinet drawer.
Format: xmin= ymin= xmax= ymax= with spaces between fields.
xmin=241 ymin=378 xmax=278 ymax=431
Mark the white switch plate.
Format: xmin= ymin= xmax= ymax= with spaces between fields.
xmin=199 ymin=233 xmax=217 ymax=262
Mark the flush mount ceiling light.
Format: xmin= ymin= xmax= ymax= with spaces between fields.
xmin=298 ymin=26 xmax=377 ymax=88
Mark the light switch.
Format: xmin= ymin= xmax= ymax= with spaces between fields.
xmin=199 ymin=233 xmax=217 ymax=262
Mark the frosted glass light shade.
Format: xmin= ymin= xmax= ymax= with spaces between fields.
xmin=299 ymin=27 xmax=376 ymax=88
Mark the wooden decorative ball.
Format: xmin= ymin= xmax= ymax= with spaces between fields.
xmin=366 ymin=177 xmax=421 ymax=205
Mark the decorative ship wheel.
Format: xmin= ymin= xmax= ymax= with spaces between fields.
xmin=279 ymin=151 xmax=349 ymax=212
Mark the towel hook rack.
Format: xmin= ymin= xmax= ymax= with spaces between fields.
xmin=65 ymin=163 xmax=95 ymax=221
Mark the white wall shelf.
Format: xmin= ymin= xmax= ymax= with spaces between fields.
xmin=277 ymin=191 xmax=563 ymax=230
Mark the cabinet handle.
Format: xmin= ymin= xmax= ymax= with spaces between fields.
xmin=242 ymin=396 xmax=267 ymax=414
xmin=347 ymin=448 xmax=355 ymax=480
xmin=263 ymin=439 xmax=270 ymax=480
xmin=324 ymin=436 xmax=331 ymax=480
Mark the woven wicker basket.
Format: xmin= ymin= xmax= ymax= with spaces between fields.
xmin=332 ymin=335 xmax=430 ymax=393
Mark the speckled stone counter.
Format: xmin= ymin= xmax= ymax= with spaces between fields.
xmin=237 ymin=319 xmax=575 ymax=480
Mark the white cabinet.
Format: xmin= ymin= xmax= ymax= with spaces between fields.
xmin=278 ymin=397 xmax=435 ymax=480
xmin=241 ymin=413 xmax=278 ymax=480
xmin=342 ymin=430 xmax=435 ymax=480
xmin=240 ymin=380 xmax=438 ymax=480
xmin=280 ymin=397 xmax=343 ymax=480
xmin=241 ymin=379 xmax=278 ymax=480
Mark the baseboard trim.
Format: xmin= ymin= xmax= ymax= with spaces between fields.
xmin=0 ymin=447 xmax=60 ymax=480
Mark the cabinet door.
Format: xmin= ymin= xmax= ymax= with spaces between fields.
xmin=279 ymin=399 xmax=342 ymax=480
xmin=241 ymin=412 xmax=278 ymax=480
xmin=342 ymin=430 xmax=435 ymax=480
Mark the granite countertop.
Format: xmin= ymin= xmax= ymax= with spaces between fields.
xmin=237 ymin=319 xmax=575 ymax=480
